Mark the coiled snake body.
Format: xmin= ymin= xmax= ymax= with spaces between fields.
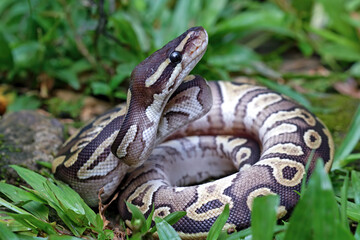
xmin=53 ymin=27 xmax=334 ymax=238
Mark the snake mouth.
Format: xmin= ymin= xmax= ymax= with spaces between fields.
xmin=181 ymin=27 xmax=208 ymax=71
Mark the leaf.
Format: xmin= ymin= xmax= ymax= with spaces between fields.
xmin=317 ymin=42 xmax=360 ymax=62
xmin=48 ymin=235 xmax=83 ymax=240
xmin=215 ymin=4 xmax=292 ymax=36
xmin=207 ymin=204 xmax=229 ymax=240
xmin=154 ymin=217 xmax=181 ymax=240
xmin=126 ymin=201 xmax=147 ymax=233
xmin=251 ymin=195 xmax=279 ymax=240
xmin=43 ymin=180 xmax=87 ymax=225
xmin=146 ymin=205 xmax=155 ymax=230
xmin=333 ymin=103 xmax=360 ymax=169
xmin=0 ymin=222 xmax=19 ymax=240
xmin=7 ymin=95 xmax=41 ymax=112
xmin=10 ymin=166 xmax=48 ymax=198
xmin=207 ymin=45 xmax=259 ymax=71
xmin=0 ymin=31 xmax=13 ymax=69
xmin=284 ymin=160 xmax=354 ymax=240
xmin=340 ymin=171 xmax=350 ymax=230
xmin=150 ymin=211 xmax=186 ymax=234
xmin=6 ymin=213 xmax=56 ymax=235
xmin=342 ymin=200 xmax=360 ymax=222
xmin=0 ymin=182 xmax=45 ymax=204
xmin=46 ymin=179 xmax=97 ymax=226
xmin=12 ymin=41 xmax=45 ymax=69
xmin=51 ymin=69 xmax=80 ymax=90
xmin=0 ymin=197 xmax=32 ymax=215
xmin=352 ymin=171 xmax=360 ymax=205
xmin=91 ymin=82 xmax=112 ymax=97
xmin=10 ymin=166 xmax=96 ymax=236
xmin=349 ymin=61 xmax=360 ymax=77
xmin=198 ymin=0 xmax=228 ymax=30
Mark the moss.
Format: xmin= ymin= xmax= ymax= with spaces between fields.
xmin=308 ymin=93 xmax=360 ymax=149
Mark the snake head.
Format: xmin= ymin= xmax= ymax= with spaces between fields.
xmin=112 ymin=27 xmax=209 ymax=167
xmin=130 ymin=26 xmax=208 ymax=102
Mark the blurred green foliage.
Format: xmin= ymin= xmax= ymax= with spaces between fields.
xmin=1 ymin=0 xmax=360 ymax=103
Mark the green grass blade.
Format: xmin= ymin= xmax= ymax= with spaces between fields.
xmin=146 ymin=205 xmax=155 ymax=230
xmin=207 ymin=204 xmax=229 ymax=240
xmin=355 ymin=225 xmax=360 ymax=240
xmin=0 ymin=182 xmax=45 ymax=203
xmin=48 ymin=235 xmax=83 ymax=240
xmin=126 ymin=201 xmax=147 ymax=233
xmin=154 ymin=217 xmax=181 ymax=240
xmin=0 ymin=182 xmax=49 ymax=220
xmin=352 ymin=171 xmax=360 ymax=204
xmin=10 ymin=165 xmax=48 ymax=198
xmin=284 ymin=160 xmax=354 ymax=240
xmin=0 ymin=222 xmax=19 ymax=240
xmin=333 ymin=103 xmax=360 ymax=169
xmin=251 ymin=195 xmax=279 ymax=240
xmin=225 ymin=227 xmax=252 ymax=240
xmin=0 ymin=197 xmax=30 ymax=215
xmin=150 ymin=211 xmax=186 ymax=234
xmin=0 ymin=30 xmax=14 ymax=69
xmin=6 ymin=213 xmax=56 ymax=235
xmin=340 ymin=171 xmax=350 ymax=230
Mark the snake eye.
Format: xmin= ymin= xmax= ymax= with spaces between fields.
xmin=169 ymin=51 xmax=182 ymax=64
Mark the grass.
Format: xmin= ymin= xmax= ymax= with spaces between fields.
xmin=1 ymin=0 xmax=360 ymax=239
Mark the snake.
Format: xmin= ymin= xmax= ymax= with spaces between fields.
xmin=52 ymin=26 xmax=334 ymax=239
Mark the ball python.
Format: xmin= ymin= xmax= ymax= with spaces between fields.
xmin=52 ymin=26 xmax=334 ymax=238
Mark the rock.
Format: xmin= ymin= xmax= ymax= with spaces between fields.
xmin=0 ymin=110 xmax=64 ymax=183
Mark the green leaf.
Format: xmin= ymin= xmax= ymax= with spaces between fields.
xmin=126 ymin=201 xmax=147 ymax=233
xmin=333 ymin=103 xmax=360 ymax=169
xmin=207 ymin=45 xmax=259 ymax=71
xmin=317 ymin=42 xmax=360 ymax=62
xmin=0 ymin=215 xmax=32 ymax=233
xmin=43 ymin=180 xmax=87 ymax=225
xmin=352 ymin=171 xmax=360 ymax=205
xmin=6 ymin=213 xmax=56 ymax=235
xmin=154 ymin=217 xmax=181 ymax=240
xmin=225 ymin=227 xmax=252 ymax=240
xmin=349 ymin=61 xmax=360 ymax=77
xmin=7 ymin=95 xmax=41 ymax=112
xmin=146 ymin=205 xmax=155 ymax=230
xmin=198 ymin=0 xmax=228 ymax=30
xmin=0 ymin=31 xmax=13 ymax=69
xmin=340 ymin=171 xmax=350 ymax=230
xmin=284 ymin=160 xmax=354 ymax=240
xmin=0 ymin=182 xmax=45 ymax=204
xmin=51 ymin=69 xmax=80 ymax=90
xmin=48 ymin=235 xmax=83 ymax=240
xmin=150 ymin=211 xmax=186 ymax=234
xmin=10 ymin=166 xmax=48 ymax=198
xmin=47 ymin=179 xmax=97 ymax=226
xmin=0 ymin=222 xmax=19 ymax=240
xmin=12 ymin=41 xmax=45 ymax=69
xmin=341 ymin=199 xmax=360 ymax=222
xmin=9 ymin=166 xmax=96 ymax=236
xmin=0 ymin=197 xmax=31 ymax=215
xmin=206 ymin=204 xmax=229 ymax=240
xmin=215 ymin=4 xmax=291 ymax=36
xmin=91 ymin=82 xmax=112 ymax=97
xmin=251 ymin=195 xmax=279 ymax=240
